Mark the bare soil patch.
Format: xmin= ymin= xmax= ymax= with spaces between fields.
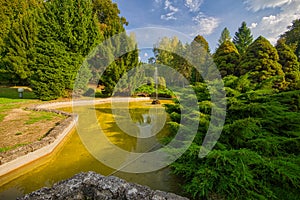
xmin=0 ymin=106 xmax=65 ymax=150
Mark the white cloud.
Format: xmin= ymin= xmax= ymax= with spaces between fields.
xmin=249 ymin=0 xmax=300 ymax=44
xmin=250 ymin=22 xmax=258 ymax=29
xmin=244 ymin=0 xmax=293 ymax=12
xmin=185 ymin=0 xmax=204 ymax=12
xmin=161 ymin=12 xmax=177 ymax=20
xmin=164 ymin=0 xmax=179 ymax=12
xmin=144 ymin=53 xmax=149 ymax=57
xmin=160 ymin=0 xmax=179 ymax=20
xmin=192 ymin=13 xmax=220 ymax=35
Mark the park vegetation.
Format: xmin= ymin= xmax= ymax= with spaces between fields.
xmin=1 ymin=0 xmax=300 ymax=199
xmin=158 ymin=22 xmax=300 ymax=199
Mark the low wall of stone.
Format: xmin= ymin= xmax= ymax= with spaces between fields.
xmin=0 ymin=97 xmax=151 ymax=177
xmin=19 ymin=171 xmax=188 ymax=200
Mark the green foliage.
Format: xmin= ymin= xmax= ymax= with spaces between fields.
xmin=217 ymin=27 xmax=231 ymax=46
xmin=92 ymin=0 xmax=127 ymax=39
xmin=29 ymin=0 xmax=101 ymax=100
xmin=166 ymin=81 xmax=300 ymax=199
xmin=0 ymin=0 xmax=41 ymax=85
xmin=133 ymin=84 xmax=174 ymax=98
xmin=276 ymin=39 xmax=300 ymax=90
xmin=154 ymin=35 xmax=212 ymax=84
xmin=233 ymin=21 xmax=253 ymax=55
xmin=239 ymin=36 xmax=285 ymax=89
xmin=281 ymin=19 xmax=300 ymax=59
xmin=213 ymin=41 xmax=240 ymax=77
xmin=98 ymin=34 xmax=139 ymax=96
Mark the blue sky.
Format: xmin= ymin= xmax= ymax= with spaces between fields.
xmin=113 ymin=0 xmax=300 ymax=60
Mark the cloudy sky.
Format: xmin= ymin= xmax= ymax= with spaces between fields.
xmin=113 ymin=0 xmax=300 ymax=59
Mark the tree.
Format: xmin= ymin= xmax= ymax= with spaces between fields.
xmin=0 ymin=0 xmax=43 ymax=84
xmin=1 ymin=12 xmax=38 ymax=85
xmin=189 ymin=35 xmax=211 ymax=83
xmin=92 ymin=0 xmax=128 ymax=39
xmin=213 ymin=41 xmax=240 ymax=77
xmin=276 ymin=39 xmax=300 ymax=89
xmin=98 ymin=33 xmax=139 ymax=96
xmin=239 ymin=36 xmax=285 ymax=88
xmin=233 ymin=21 xmax=253 ymax=55
xmin=218 ymin=27 xmax=231 ymax=46
xmin=31 ymin=0 xmax=100 ymax=100
xmin=0 ymin=0 xmax=42 ymax=57
xmin=280 ymin=19 xmax=300 ymax=59
xmin=166 ymin=84 xmax=300 ymax=199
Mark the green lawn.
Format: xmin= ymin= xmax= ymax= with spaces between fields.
xmin=0 ymin=87 xmax=38 ymax=122
xmin=0 ymin=87 xmax=37 ymax=103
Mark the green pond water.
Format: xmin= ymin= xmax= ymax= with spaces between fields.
xmin=0 ymin=100 xmax=183 ymax=199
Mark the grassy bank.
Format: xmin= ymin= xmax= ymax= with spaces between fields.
xmin=0 ymin=87 xmax=65 ymax=152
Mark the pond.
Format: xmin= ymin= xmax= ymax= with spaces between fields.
xmin=0 ymin=100 xmax=183 ymax=199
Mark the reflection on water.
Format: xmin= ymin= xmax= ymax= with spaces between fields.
xmin=0 ymin=100 xmax=183 ymax=199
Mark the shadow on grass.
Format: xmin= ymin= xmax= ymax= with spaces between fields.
xmin=0 ymin=87 xmax=37 ymax=100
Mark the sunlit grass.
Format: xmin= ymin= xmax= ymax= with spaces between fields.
xmin=25 ymin=111 xmax=61 ymax=125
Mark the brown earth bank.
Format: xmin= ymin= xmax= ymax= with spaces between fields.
xmin=0 ymin=108 xmax=65 ymax=148
xmin=0 ymin=105 xmax=74 ymax=165
xmin=18 ymin=171 xmax=189 ymax=200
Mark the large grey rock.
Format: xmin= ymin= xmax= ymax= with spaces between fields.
xmin=18 ymin=171 xmax=189 ymax=200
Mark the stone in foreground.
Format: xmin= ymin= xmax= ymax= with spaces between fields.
xmin=18 ymin=171 xmax=188 ymax=200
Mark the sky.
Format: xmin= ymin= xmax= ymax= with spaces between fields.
xmin=113 ymin=0 xmax=300 ymax=60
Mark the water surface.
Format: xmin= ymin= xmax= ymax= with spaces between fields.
xmin=0 ymin=100 xmax=182 ymax=199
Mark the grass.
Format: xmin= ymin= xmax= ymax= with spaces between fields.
xmin=0 ymin=143 xmax=30 ymax=153
xmin=0 ymin=87 xmax=38 ymax=122
xmin=25 ymin=111 xmax=57 ymax=125
xmin=0 ymin=87 xmax=37 ymax=101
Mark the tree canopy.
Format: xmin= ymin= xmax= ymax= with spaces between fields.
xmin=218 ymin=27 xmax=231 ymax=46
xmin=239 ymin=36 xmax=285 ymax=88
xmin=233 ymin=21 xmax=253 ymax=55
xmin=281 ymin=19 xmax=300 ymax=59
xmin=213 ymin=41 xmax=240 ymax=77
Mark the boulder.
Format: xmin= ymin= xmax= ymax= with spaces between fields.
xmin=18 ymin=171 xmax=189 ymax=200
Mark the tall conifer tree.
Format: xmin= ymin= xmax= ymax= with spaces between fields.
xmin=218 ymin=27 xmax=231 ymax=46
xmin=233 ymin=22 xmax=253 ymax=55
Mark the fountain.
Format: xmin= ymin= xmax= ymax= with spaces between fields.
xmin=152 ymin=66 xmax=161 ymax=104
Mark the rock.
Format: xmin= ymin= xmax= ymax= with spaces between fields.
xmin=151 ymin=99 xmax=161 ymax=104
xmin=18 ymin=171 xmax=189 ymax=200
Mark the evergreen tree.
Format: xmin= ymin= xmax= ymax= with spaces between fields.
xmin=166 ymin=83 xmax=300 ymax=199
xmin=239 ymin=36 xmax=285 ymax=88
xmin=189 ymin=35 xmax=211 ymax=83
xmin=213 ymin=41 xmax=240 ymax=77
xmin=218 ymin=27 xmax=231 ymax=46
xmin=233 ymin=21 xmax=253 ymax=55
xmin=1 ymin=12 xmax=38 ymax=85
xmin=98 ymin=33 xmax=139 ymax=96
xmin=281 ymin=19 xmax=300 ymax=59
xmin=154 ymin=36 xmax=183 ymax=84
xmin=0 ymin=0 xmax=42 ymax=57
xmin=0 ymin=0 xmax=42 ymax=84
xmin=276 ymin=39 xmax=300 ymax=89
xmin=31 ymin=0 xmax=100 ymax=100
